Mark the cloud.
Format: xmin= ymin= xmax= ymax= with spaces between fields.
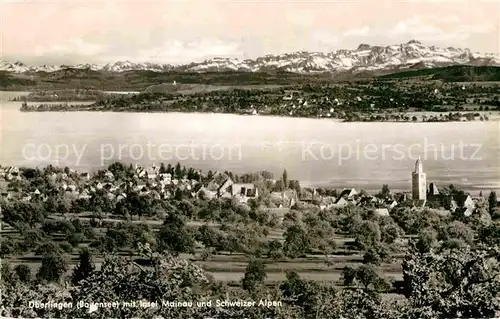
xmin=438 ymin=15 xmax=460 ymax=24
xmin=387 ymin=16 xmax=495 ymax=44
xmin=311 ymin=31 xmax=340 ymax=47
xmin=135 ymin=39 xmax=243 ymax=64
xmin=28 ymin=35 xmax=243 ymax=64
xmin=389 ymin=17 xmax=443 ymax=37
xmin=285 ymin=10 xmax=314 ymax=27
xmin=343 ymin=26 xmax=371 ymax=37
xmin=34 ymin=38 xmax=105 ymax=57
xmin=333 ymin=15 xmax=496 ymax=49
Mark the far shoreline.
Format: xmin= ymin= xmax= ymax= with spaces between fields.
xmin=4 ymin=90 xmax=500 ymax=123
xmin=17 ymin=105 xmax=500 ymax=123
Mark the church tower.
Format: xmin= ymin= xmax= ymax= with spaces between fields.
xmin=412 ymin=157 xmax=426 ymax=200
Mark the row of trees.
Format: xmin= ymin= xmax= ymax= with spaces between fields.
xmin=3 ymin=243 xmax=499 ymax=318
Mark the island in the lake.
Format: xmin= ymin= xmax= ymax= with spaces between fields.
xmin=10 ymin=65 xmax=500 ymax=122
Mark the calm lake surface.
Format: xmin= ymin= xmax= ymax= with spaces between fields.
xmin=1 ymin=91 xmax=499 ymax=193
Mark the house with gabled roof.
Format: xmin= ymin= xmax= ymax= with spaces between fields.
xmin=194 ymin=184 xmax=216 ymax=200
xmin=333 ymin=196 xmax=349 ymax=208
xmin=428 ymin=183 xmax=440 ymax=197
xmin=319 ymin=196 xmax=337 ymax=210
xmin=117 ymin=193 xmax=127 ymax=202
xmin=217 ymin=177 xmax=234 ymax=198
xmin=6 ymin=166 xmax=19 ymax=176
xmin=385 ymin=199 xmax=398 ymax=210
xmin=80 ymin=172 xmax=91 ymax=181
xmin=214 ymin=177 xmax=258 ymax=203
xmin=79 ymin=189 xmax=91 ymax=200
xmin=145 ymin=165 xmax=159 ymax=180
xmin=135 ymin=165 xmax=146 ymax=178
xmin=331 ymin=188 xmax=359 ymax=207
xmin=270 ymin=190 xmax=298 ymax=208
xmin=338 ymin=188 xmax=358 ymax=199
xmin=299 ymin=188 xmax=319 ymax=203
xmin=159 ymin=173 xmax=172 ymax=185
xmin=410 ymin=199 xmax=427 ymax=208
xmin=230 ymin=183 xmax=258 ymax=203
xmin=450 ymin=194 xmax=475 ymax=217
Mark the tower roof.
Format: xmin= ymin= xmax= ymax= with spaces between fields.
xmin=414 ymin=157 xmax=423 ymax=173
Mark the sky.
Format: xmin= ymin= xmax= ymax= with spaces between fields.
xmin=1 ymin=0 xmax=500 ymax=65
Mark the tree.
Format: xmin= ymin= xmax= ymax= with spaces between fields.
xmin=267 ymin=239 xmax=284 ymax=260
xmin=478 ymin=222 xmax=500 ymax=246
xmin=488 ymin=191 xmax=497 ymax=215
xmin=174 ymin=188 xmax=183 ymax=200
xmin=283 ymin=223 xmax=310 ymax=258
xmin=438 ymin=220 xmax=474 ymax=246
xmin=341 ymin=264 xmax=390 ymax=292
xmin=289 ymin=180 xmax=301 ymax=193
xmin=356 ymin=264 xmax=381 ymax=290
xmin=23 ymin=229 xmax=44 ymax=250
xmin=273 ymin=179 xmax=285 ymax=192
xmin=107 ymin=162 xmax=126 ymax=180
xmin=415 ymin=228 xmax=437 ymax=253
xmin=68 ymin=254 xmax=211 ymax=318
xmin=342 ymin=266 xmax=357 ymax=286
xmin=354 ymin=220 xmax=381 ymax=250
xmin=37 ymin=253 xmax=67 ymax=282
xmin=71 ymin=249 xmax=95 ymax=286
xmin=126 ymin=192 xmax=152 ymax=219
xmin=157 ymin=213 xmax=195 ymax=256
xmin=174 ymin=162 xmax=183 ymax=179
xmin=101 ymin=228 xmax=130 ymax=253
xmin=14 ymin=265 xmax=31 ymax=283
xmin=363 ymin=248 xmax=383 ymax=265
xmin=403 ymin=244 xmax=500 ymax=318
xmin=241 ymin=258 xmax=267 ymax=292
xmin=196 ymin=225 xmax=221 ymax=250
xmin=282 ymin=169 xmax=288 ymax=189
xmin=166 ymin=163 xmax=173 ymax=175
xmin=159 ymin=163 xmax=167 ymax=174
xmin=377 ymin=184 xmax=391 ymax=199
xmin=379 ymin=217 xmax=401 ymax=245
xmin=1 ymin=262 xmax=15 ymax=286
xmin=35 ymin=241 xmax=62 ymax=256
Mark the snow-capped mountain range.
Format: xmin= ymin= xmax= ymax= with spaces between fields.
xmin=2 ymin=40 xmax=500 ymax=74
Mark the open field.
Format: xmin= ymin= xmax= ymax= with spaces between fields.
xmin=143 ymin=83 xmax=287 ymax=94
xmin=2 ymin=212 xmax=406 ymax=292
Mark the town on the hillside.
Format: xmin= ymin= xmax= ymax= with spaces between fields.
xmin=0 ymin=159 xmax=494 ymax=220
xmin=2 ymin=157 xmax=500 ymax=318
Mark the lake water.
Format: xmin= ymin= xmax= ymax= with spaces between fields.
xmin=1 ymin=91 xmax=499 ymax=194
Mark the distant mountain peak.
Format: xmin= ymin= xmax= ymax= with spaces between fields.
xmin=407 ymin=39 xmax=422 ymax=44
xmin=1 ymin=40 xmax=499 ymax=74
xmin=357 ymin=43 xmax=372 ymax=51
